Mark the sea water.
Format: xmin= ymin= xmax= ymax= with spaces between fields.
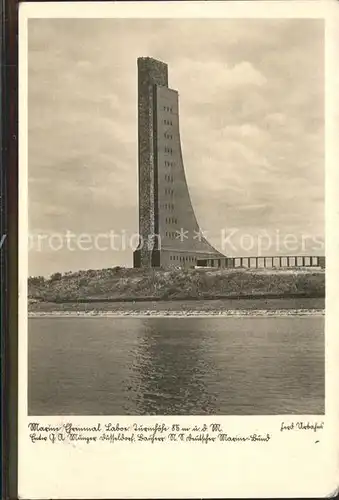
xmin=28 ymin=316 xmax=324 ymax=415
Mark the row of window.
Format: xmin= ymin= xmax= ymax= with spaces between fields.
xmin=164 ymin=160 xmax=174 ymax=167
xmin=164 ymin=174 xmax=173 ymax=183
xmin=160 ymin=203 xmax=175 ymax=210
xmin=166 ymin=231 xmax=177 ymax=239
xmin=169 ymin=255 xmax=196 ymax=263
xmin=164 ymin=146 xmax=173 ymax=154
xmin=163 ymin=106 xmax=173 ymax=113
xmin=165 ymin=217 xmax=178 ymax=224
xmin=164 ymin=188 xmax=174 ymax=196
xmin=164 ymin=132 xmax=173 ymax=140
xmin=164 ymin=119 xmax=173 ymax=126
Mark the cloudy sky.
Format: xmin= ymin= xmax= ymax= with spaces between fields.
xmin=28 ymin=18 xmax=324 ymax=277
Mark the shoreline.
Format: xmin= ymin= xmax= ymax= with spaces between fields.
xmin=28 ymin=292 xmax=325 ymax=304
xmin=28 ymin=291 xmax=325 ymax=304
xmin=28 ymin=308 xmax=325 ymax=319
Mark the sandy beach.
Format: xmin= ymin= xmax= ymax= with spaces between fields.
xmin=28 ymin=307 xmax=325 ymax=319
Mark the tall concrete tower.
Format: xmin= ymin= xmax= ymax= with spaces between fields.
xmin=133 ymin=57 xmax=226 ymax=269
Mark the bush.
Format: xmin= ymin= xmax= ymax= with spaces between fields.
xmin=50 ymin=272 xmax=62 ymax=282
xmin=28 ymin=276 xmax=45 ymax=285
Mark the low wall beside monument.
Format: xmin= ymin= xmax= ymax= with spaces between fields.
xmin=196 ymin=255 xmax=325 ymax=269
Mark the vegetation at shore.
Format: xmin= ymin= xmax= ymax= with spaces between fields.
xmin=28 ymin=266 xmax=325 ymax=306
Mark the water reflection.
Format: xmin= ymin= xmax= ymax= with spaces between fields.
xmin=130 ymin=319 xmax=218 ymax=415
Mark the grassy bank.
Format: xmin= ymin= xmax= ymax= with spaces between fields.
xmin=28 ymin=296 xmax=325 ymax=315
xmin=28 ymin=267 xmax=325 ymax=310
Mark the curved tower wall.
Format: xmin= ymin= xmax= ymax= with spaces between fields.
xmin=134 ymin=57 xmax=226 ymax=269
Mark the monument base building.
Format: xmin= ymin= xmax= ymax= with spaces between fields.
xmin=133 ymin=57 xmax=226 ymax=269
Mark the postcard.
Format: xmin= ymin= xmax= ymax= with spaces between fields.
xmin=18 ymin=1 xmax=339 ymax=498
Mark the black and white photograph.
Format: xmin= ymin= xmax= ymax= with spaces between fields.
xmin=27 ymin=16 xmax=325 ymax=417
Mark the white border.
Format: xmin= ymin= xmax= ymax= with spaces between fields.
xmin=18 ymin=2 xmax=339 ymax=498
